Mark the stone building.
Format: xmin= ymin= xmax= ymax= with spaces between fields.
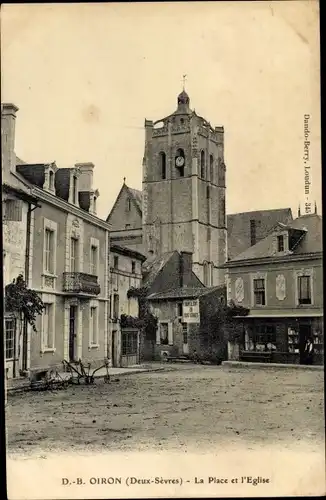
xmin=109 ymin=243 xmax=146 ymax=366
xmin=2 ymin=103 xmax=111 ymax=376
xmin=108 ymin=89 xmax=227 ymax=286
xmin=224 ymin=212 xmax=323 ymax=365
xmin=2 ymin=103 xmax=39 ymax=378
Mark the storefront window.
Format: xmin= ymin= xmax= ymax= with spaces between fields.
xmin=245 ymin=324 xmax=276 ymax=352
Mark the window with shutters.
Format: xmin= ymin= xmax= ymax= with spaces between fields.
xmin=42 ymin=303 xmax=55 ymax=350
xmin=298 ymin=276 xmax=311 ymax=305
xmin=44 ymin=229 xmax=54 ymax=273
xmin=5 ymin=318 xmax=16 ymax=359
xmin=70 ymin=237 xmax=79 ymax=272
xmin=90 ymin=244 xmax=98 ymax=275
xmin=3 ymin=199 xmax=23 ymax=221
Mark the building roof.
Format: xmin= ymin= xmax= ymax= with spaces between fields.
xmin=147 ymin=285 xmax=225 ymax=301
xmin=142 ymin=251 xmax=175 ymax=289
xmin=127 ymin=186 xmax=142 ymax=212
xmin=227 ymin=208 xmax=293 ymax=260
xmin=228 ymin=213 xmax=322 ymax=263
xmin=110 ymin=243 xmax=147 ymax=262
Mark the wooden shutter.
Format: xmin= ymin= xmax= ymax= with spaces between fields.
xmin=168 ymin=322 xmax=173 ymax=345
xmin=4 ymin=199 xmax=23 ymax=221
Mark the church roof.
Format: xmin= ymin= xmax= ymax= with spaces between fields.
xmin=127 ymin=186 xmax=142 ymax=212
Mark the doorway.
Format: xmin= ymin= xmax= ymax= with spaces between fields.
xmin=182 ymin=323 xmax=189 ymax=355
xmin=69 ymin=305 xmax=77 ymax=361
xmin=299 ymin=323 xmax=312 ymax=364
xmin=111 ymin=330 xmax=117 ymax=367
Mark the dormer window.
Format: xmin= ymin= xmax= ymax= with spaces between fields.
xmin=49 ymin=170 xmax=54 ymax=190
xmin=277 ymin=235 xmax=284 ymax=252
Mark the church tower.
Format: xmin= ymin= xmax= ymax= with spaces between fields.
xmin=142 ymin=87 xmax=227 ymax=286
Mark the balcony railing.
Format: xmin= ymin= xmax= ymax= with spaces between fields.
xmin=63 ymin=272 xmax=101 ymax=296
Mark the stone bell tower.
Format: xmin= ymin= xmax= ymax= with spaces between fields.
xmin=142 ymin=87 xmax=227 ymax=286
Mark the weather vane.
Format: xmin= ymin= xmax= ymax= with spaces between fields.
xmin=182 ymin=74 xmax=187 ymax=90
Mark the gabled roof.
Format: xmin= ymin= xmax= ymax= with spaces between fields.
xmin=106 ymin=182 xmax=142 ymax=222
xmin=142 ymin=251 xmax=175 ymax=289
xmin=127 ymin=187 xmax=142 ymax=212
xmin=110 ymin=243 xmax=147 ymax=262
xmin=228 ymin=213 xmax=322 ymax=263
xmin=227 ymin=208 xmax=293 ymax=260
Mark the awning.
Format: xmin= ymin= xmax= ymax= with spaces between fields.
xmin=235 ymin=312 xmax=323 ymax=319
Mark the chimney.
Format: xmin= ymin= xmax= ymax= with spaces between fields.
xmin=179 ymin=251 xmax=193 ymax=287
xmin=1 ymin=103 xmax=19 ymax=178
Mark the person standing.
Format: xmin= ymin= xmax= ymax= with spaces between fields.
xmin=304 ymin=338 xmax=314 ymax=365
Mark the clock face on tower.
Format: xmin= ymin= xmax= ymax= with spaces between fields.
xmin=175 ymin=156 xmax=185 ymax=167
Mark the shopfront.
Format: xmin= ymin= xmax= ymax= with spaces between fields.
xmin=238 ymin=315 xmax=323 ymax=365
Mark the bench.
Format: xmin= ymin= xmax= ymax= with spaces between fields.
xmin=240 ymin=351 xmax=272 ymax=363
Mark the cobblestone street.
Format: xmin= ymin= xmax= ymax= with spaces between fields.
xmin=6 ymin=365 xmax=324 ymax=456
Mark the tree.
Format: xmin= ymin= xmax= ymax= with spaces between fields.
xmin=5 ymin=274 xmax=45 ymax=332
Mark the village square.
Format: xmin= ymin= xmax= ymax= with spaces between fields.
xmin=3 ymin=84 xmax=323 ymax=457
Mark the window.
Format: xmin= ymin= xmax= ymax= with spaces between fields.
xmin=131 ymin=261 xmax=136 ymax=274
xmin=42 ymin=303 xmax=54 ymax=349
xmin=113 ymin=255 xmax=119 ymax=269
xmin=253 ymin=325 xmax=276 ymax=352
xmin=70 ymin=237 xmax=78 ymax=272
xmin=253 ymin=278 xmax=266 ymax=306
xmin=206 ymin=186 xmax=210 ymax=199
xmin=72 ymin=176 xmax=77 ymax=204
xmin=203 ymin=261 xmax=209 ymax=286
xmin=160 ymin=323 xmax=169 ymax=345
xmin=127 ymin=198 xmax=131 ymax=211
xmin=298 ymin=276 xmax=311 ymax=305
xmin=93 ymin=196 xmax=97 ymax=213
xmin=5 ymin=318 xmax=16 ymax=359
xmin=220 ymin=196 xmax=226 ymax=227
xmin=200 ymin=150 xmax=205 ymax=178
xmin=113 ymin=293 xmax=119 ymax=319
xmin=125 ymin=223 xmax=131 ymax=229
xmin=90 ymin=245 xmax=98 ymax=275
xmin=250 ymin=219 xmax=257 ymax=246
xmin=160 ymin=152 xmax=166 ymax=179
xmin=277 ymin=235 xmax=284 ymax=252
xmin=210 ymin=263 xmax=214 ymax=286
xmin=44 ymin=228 xmax=54 ymax=273
xmin=210 ymin=155 xmax=214 ymax=182
xmin=122 ymin=331 xmax=138 ymax=356
xmin=90 ymin=307 xmax=98 ymax=345
xmin=49 ymin=170 xmax=54 ymax=190
xmin=182 ymin=323 xmax=188 ymax=344
xmin=177 ymin=302 xmax=183 ymax=318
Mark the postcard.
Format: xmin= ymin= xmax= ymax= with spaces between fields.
xmin=2 ymin=1 xmax=324 ymax=499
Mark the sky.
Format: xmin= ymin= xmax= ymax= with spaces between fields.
xmin=1 ymin=2 xmax=321 ymax=221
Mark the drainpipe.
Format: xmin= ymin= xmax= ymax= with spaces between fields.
xmin=22 ymin=202 xmax=40 ymax=372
